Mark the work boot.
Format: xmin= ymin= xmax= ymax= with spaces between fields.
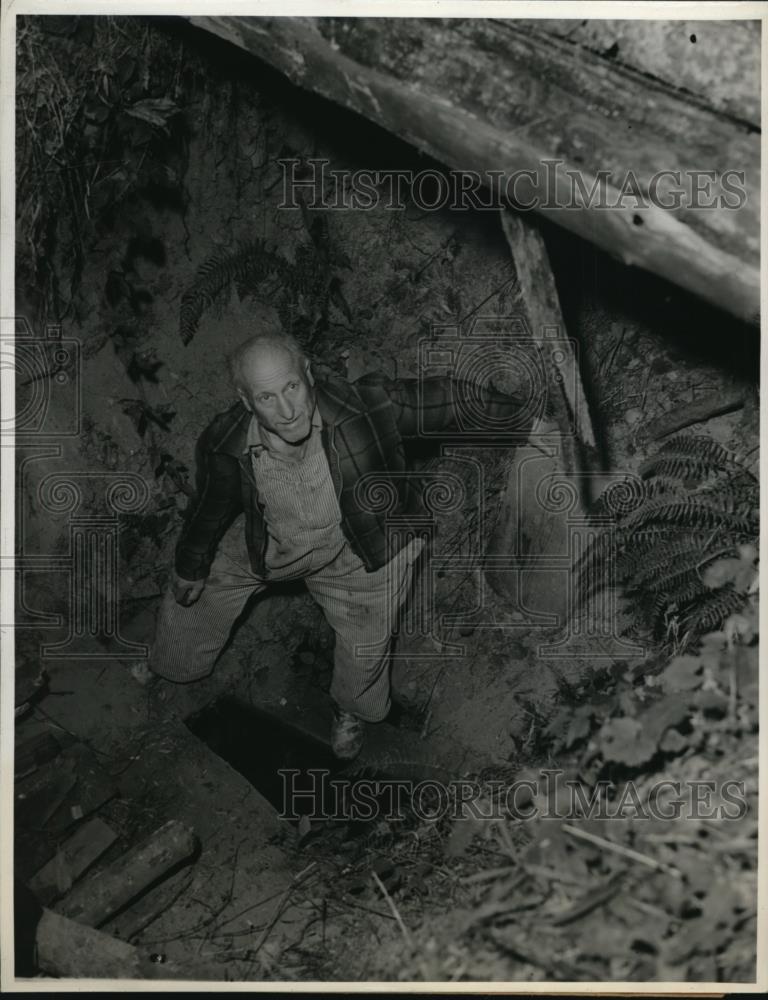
xmin=331 ymin=705 xmax=364 ymax=760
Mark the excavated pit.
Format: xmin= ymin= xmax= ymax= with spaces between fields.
xmin=186 ymin=696 xmax=341 ymax=816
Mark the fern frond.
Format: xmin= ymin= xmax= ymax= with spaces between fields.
xmin=695 ymin=479 xmax=759 ymax=522
xmin=575 ymin=523 xmax=698 ymax=601
xmin=579 ymin=431 xmax=757 ymax=645
xmin=632 ymin=541 xmax=732 ymax=591
xmin=681 ymin=586 xmax=747 ymax=635
xmin=642 ymin=435 xmax=755 ymax=483
xmin=179 ymin=241 xmax=289 ymax=344
xmin=621 ymin=497 xmax=754 ymax=534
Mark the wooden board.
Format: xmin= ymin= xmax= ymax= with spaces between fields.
xmin=55 ymin=820 xmax=198 ymax=928
xmin=14 ymin=730 xmax=61 ymax=780
xmin=484 ymin=209 xmax=598 ymax=626
xmin=36 ymin=908 xmax=143 ymax=978
xmin=29 ymin=818 xmax=118 ymax=906
xmin=46 ymin=742 xmax=118 ymax=834
xmin=533 ymin=19 xmax=759 ymax=124
xmin=15 ymin=757 xmax=77 ymax=831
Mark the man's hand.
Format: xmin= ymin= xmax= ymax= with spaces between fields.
xmin=172 ymin=573 xmax=206 ymax=606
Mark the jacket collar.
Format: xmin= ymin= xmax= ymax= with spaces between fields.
xmin=215 ymin=376 xmax=363 ymax=458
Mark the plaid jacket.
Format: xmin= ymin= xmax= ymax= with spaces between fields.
xmin=175 ymin=372 xmax=530 ymax=579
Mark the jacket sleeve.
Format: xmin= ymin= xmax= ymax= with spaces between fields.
xmin=174 ymin=434 xmax=243 ymax=581
xmin=358 ymin=373 xmax=533 ymax=440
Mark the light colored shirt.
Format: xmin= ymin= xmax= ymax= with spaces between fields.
xmin=244 ymin=408 xmax=350 ymax=579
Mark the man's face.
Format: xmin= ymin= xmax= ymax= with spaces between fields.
xmin=237 ymin=346 xmax=316 ymax=445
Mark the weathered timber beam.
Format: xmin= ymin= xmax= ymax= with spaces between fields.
xmin=532 ymin=19 xmax=759 ymax=125
xmin=55 ymin=820 xmax=198 ymax=928
xmin=185 ymin=16 xmax=759 ymax=325
xmin=36 ymin=907 xmax=217 ymax=979
xmin=643 ymin=386 xmax=746 ymax=441
xmin=36 ymin=908 xmax=145 ymax=978
xmin=500 ymin=207 xmax=599 ymax=467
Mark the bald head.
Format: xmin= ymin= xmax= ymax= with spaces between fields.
xmin=228 ymin=333 xmax=306 ymax=392
xmin=229 ymin=333 xmax=316 ymax=446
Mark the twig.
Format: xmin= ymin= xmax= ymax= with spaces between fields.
xmin=459 ymin=865 xmax=517 ymax=886
xmin=562 ymin=823 xmax=683 ymax=879
xmin=371 ymin=871 xmax=413 ymax=949
xmin=251 ymin=862 xmax=317 ymax=960
xmin=626 ymin=897 xmax=672 ymax=921
xmin=336 ymin=895 xmax=396 ymax=921
xmin=550 ymin=874 xmax=624 ymax=926
xmin=494 ymin=820 xmax=518 ymax=861
xmin=711 ymin=839 xmax=758 ymax=854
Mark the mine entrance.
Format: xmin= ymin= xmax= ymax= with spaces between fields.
xmin=186 ymin=697 xmax=342 ymax=818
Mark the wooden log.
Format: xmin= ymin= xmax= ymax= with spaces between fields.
xmin=184 ymin=16 xmax=759 ymax=324
xmin=29 ymin=818 xmax=118 ymax=906
xmin=55 ymin=820 xmax=198 ymax=928
xmin=102 ymin=866 xmax=194 ymax=941
xmin=643 ymin=387 xmax=746 ymax=441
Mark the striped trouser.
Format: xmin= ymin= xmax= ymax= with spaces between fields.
xmin=150 ymin=522 xmax=422 ymax=722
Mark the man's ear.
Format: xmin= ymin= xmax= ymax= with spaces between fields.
xmin=304 ymin=359 xmax=315 ymax=387
xmin=236 ymin=387 xmax=252 ymax=412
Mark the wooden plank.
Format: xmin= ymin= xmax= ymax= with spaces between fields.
xmin=55 ymin=820 xmax=198 ymax=928
xmin=36 ymin=907 xmax=223 ymax=980
xmin=184 ymin=16 xmax=759 ymax=324
xmin=15 ymin=758 xmax=76 ymax=831
xmin=500 ymin=208 xmax=598 ymax=466
xmin=14 ymin=730 xmax=61 ymax=780
xmin=29 ymin=818 xmax=118 ymax=906
xmin=46 ymin=742 xmax=117 ymax=834
xmin=485 ymin=208 xmax=597 ymax=622
xmin=533 ymin=18 xmax=760 ymax=125
xmin=36 ymin=908 xmax=143 ymax=978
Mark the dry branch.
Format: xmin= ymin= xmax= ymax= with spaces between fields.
xmin=644 ymin=388 xmax=746 ymax=441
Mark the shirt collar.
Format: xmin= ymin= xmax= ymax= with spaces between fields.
xmin=244 ymin=405 xmax=322 ymax=455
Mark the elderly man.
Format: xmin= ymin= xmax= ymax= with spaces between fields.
xmin=151 ymin=331 xmax=529 ymax=759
